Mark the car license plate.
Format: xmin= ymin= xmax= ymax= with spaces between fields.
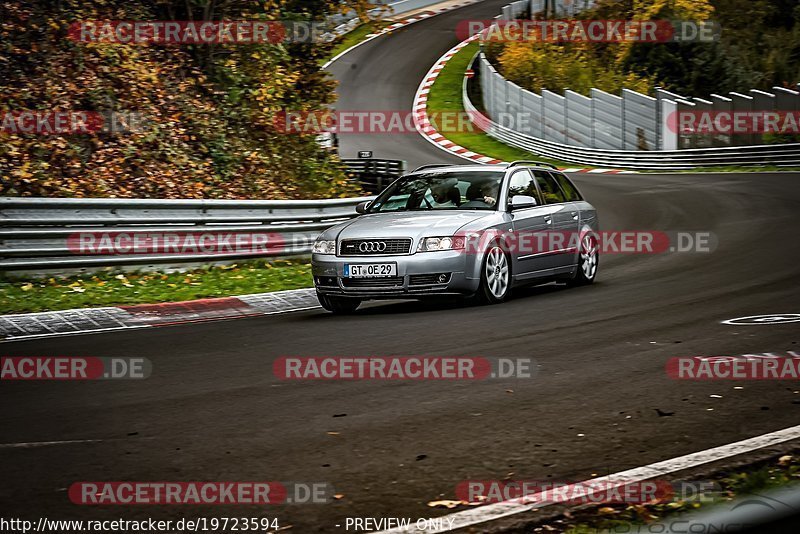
xmin=344 ymin=263 xmax=397 ymax=278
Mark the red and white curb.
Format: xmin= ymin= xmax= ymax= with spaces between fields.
xmin=412 ymin=38 xmax=638 ymax=174
xmin=322 ymin=0 xmax=483 ymax=69
xmin=0 ymin=288 xmax=321 ymax=342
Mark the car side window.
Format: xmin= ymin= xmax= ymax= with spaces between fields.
xmin=551 ymin=172 xmax=582 ymax=201
xmin=507 ymin=169 xmax=539 ymax=203
xmin=533 ymin=171 xmax=566 ymax=204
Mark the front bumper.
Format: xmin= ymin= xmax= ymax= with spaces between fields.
xmin=311 ymin=250 xmax=479 ymax=299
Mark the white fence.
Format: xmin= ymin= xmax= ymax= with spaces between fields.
xmin=476 ymin=0 xmax=800 ymax=156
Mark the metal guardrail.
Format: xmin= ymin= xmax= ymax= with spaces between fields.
xmin=465 ymin=54 xmax=800 ymax=169
xmin=0 ymin=196 xmax=373 ymax=274
xmin=0 ymin=160 xmax=403 ymax=275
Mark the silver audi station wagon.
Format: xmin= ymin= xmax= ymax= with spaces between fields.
xmin=311 ymin=162 xmax=599 ymax=313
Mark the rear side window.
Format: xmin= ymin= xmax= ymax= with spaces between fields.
xmin=507 ymin=169 xmax=540 ymax=202
xmin=552 ymin=172 xmax=583 ymax=201
xmin=533 ymin=171 xmax=566 ymax=204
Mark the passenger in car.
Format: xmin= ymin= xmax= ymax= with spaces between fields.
xmin=462 ymin=181 xmax=498 ymax=208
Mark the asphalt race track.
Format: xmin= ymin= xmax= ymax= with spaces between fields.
xmin=328 ymin=0 xmax=515 ymax=169
xmin=2 ymin=2 xmax=800 ymax=533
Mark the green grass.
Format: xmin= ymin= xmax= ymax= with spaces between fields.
xmin=0 ymin=258 xmax=314 ymax=314
xmin=322 ymin=21 xmax=391 ymax=65
xmin=426 ymin=42 xmax=571 ymax=168
xmin=428 ymin=43 xmax=800 ymax=174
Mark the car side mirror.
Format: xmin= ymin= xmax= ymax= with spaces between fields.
xmin=355 ymin=201 xmax=370 ymax=214
xmin=508 ymin=195 xmax=537 ymax=210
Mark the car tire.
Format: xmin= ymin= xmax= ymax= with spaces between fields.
xmin=317 ymin=293 xmax=361 ymax=314
xmin=567 ymin=233 xmax=599 ymax=286
xmin=476 ymin=244 xmax=512 ymax=304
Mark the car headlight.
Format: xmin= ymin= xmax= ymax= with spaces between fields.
xmin=312 ymin=239 xmax=336 ymax=254
xmin=417 ymin=236 xmax=464 ymax=252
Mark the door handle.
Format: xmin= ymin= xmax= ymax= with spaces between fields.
xmin=544 ymin=215 xmax=552 ymax=224
xmin=571 ymin=211 xmax=578 ymax=221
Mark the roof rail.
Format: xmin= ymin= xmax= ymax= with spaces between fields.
xmin=411 ymin=164 xmax=453 ymax=173
xmin=506 ymin=160 xmax=558 ymax=170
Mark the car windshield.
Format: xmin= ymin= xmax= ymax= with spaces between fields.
xmin=367 ymin=171 xmax=505 ymax=212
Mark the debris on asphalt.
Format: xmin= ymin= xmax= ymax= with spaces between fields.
xmin=427 ymin=500 xmax=463 ymax=509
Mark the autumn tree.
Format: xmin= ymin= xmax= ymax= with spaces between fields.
xmin=0 ymin=0 xmax=372 ymax=199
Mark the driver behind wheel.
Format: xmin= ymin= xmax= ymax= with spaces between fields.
xmin=430 ymin=178 xmax=461 ymax=207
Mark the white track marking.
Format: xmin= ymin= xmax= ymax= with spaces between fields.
xmin=0 ymin=439 xmax=103 ymax=449
xmin=374 ymin=424 xmax=800 ymax=533
xmin=1 ymin=324 xmax=152 ymax=343
xmin=722 ymin=314 xmax=800 ymax=325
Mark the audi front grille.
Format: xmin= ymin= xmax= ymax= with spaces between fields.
xmin=339 ymin=238 xmax=412 ymax=256
xmin=341 ymin=276 xmax=404 ymax=288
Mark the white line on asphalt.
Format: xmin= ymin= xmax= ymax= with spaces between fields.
xmin=0 ymin=439 xmax=103 ymax=449
xmin=1 ymin=324 xmax=152 ymax=343
xmin=374 ymin=424 xmax=800 ymax=533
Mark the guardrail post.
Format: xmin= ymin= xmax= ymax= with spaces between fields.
xmin=710 ymin=93 xmax=733 ymax=147
xmin=655 ymin=86 xmax=662 ymax=150
xmin=728 ymin=92 xmax=756 ymax=146
xmin=749 ymin=89 xmax=776 ymax=145
xmin=620 ymin=93 xmax=626 ymax=150
xmin=564 ymin=88 xmax=570 ymax=145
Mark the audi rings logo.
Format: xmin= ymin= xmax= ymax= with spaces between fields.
xmin=358 ymin=241 xmax=387 ymax=253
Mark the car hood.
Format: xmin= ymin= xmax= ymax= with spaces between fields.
xmin=333 ymin=211 xmax=494 ymax=241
